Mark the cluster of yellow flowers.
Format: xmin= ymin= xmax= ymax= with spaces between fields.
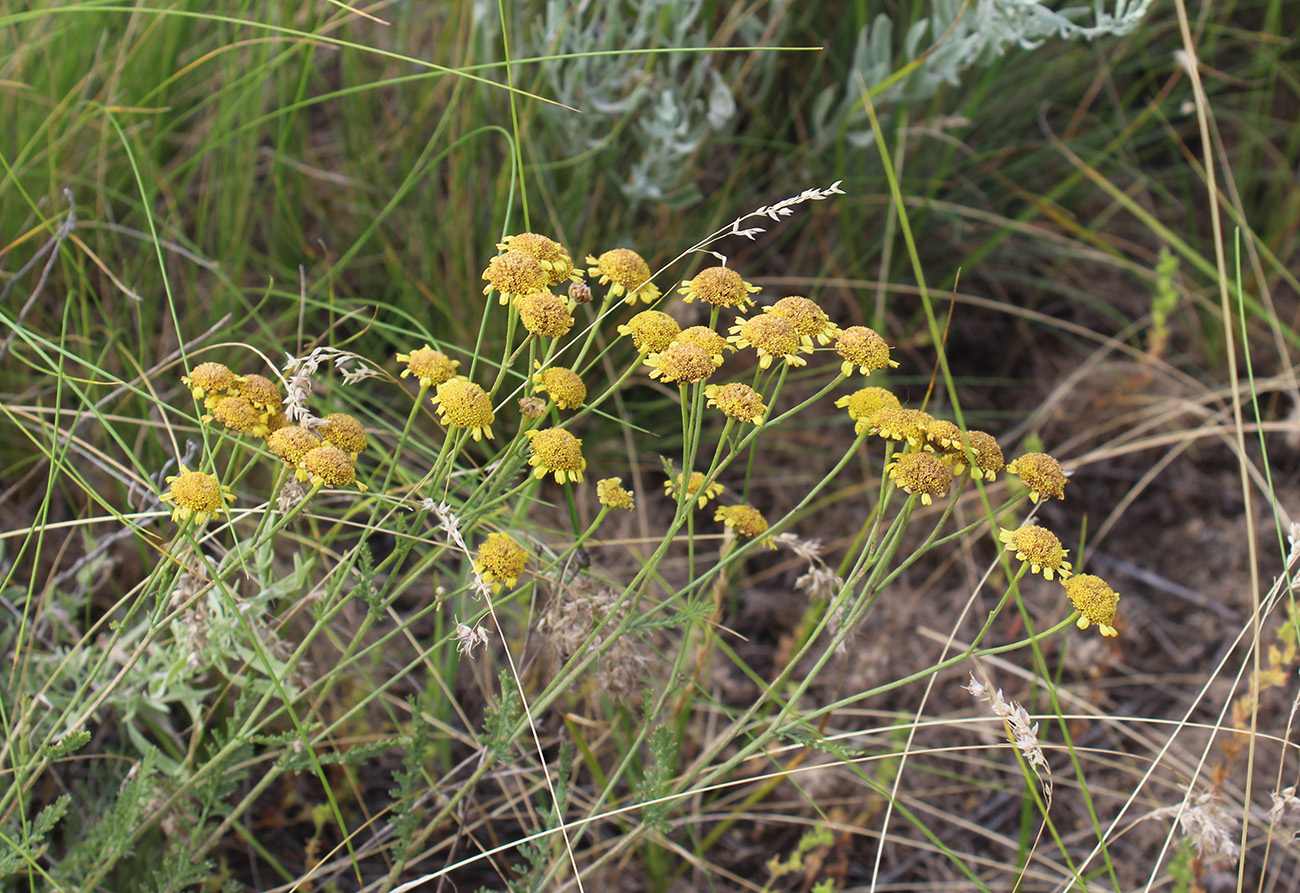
xmin=163 ymin=361 xmax=370 ymax=529
xmin=829 ymin=377 xmax=1117 ymax=635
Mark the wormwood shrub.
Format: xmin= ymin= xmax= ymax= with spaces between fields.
xmin=4 ymin=183 xmax=1152 ymax=890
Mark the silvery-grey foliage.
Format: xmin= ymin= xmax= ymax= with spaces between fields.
xmin=814 ymin=0 xmax=1155 ymax=148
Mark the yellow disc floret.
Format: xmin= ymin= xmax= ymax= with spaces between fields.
xmin=532 ymin=365 xmax=587 ymax=410
xmin=998 ymin=525 xmax=1073 ymax=580
xmin=678 ymin=265 xmax=760 ymax=310
xmin=665 ymin=470 xmax=723 ymax=509
xmin=474 ymin=532 xmax=528 ymax=592
xmin=266 ymin=425 xmax=322 ymax=470
xmin=728 ymin=314 xmax=808 ymax=369
xmin=835 ymin=387 xmax=902 ymax=435
xmin=517 ymin=289 xmax=575 ymax=339
xmin=497 ymin=233 xmax=579 ymax=286
xmin=766 ymin=296 xmax=840 ymax=347
xmin=182 ymin=362 xmax=236 ymax=403
xmin=206 ymin=396 xmax=269 ymax=437
xmin=320 ymin=412 xmax=368 ymax=458
xmin=397 ymin=345 xmax=460 ymax=388
xmin=161 ymin=465 xmax=235 ymax=527
xmin=675 ymin=326 xmax=731 ymax=367
xmin=617 ymin=310 xmax=680 ymax=354
xmin=1061 ymin=574 xmax=1119 ymax=637
xmin=714 ymin=504 xmax=775 ymax=549
xmin=1007 ymin=452 xmax=1068 ymax=503
xmin=232 ymin=373 xmax=281 ymax=413
xmin=587 ymin=248 xmax=660 ymax=304
xmin=431 ymin=380 xmax=495 ymax=441
xmin=525 ymin=428 xmax=587 ymax=484
xmin=482 ymin=250 xmax=549 ymax=305
xmin=704 ymin=382 xmax=768 ymax=424
xmin=836 ymin=326 xmax=899 ymax=376
xmin=871 ymin=407 xmax=934 ymax=447
xmin=597 ymin=477 xmax=636 ymax=511
xmin=884 ymin=452 xmax=952 ymax=505
xmin=645 ymin=341 xmax=717 ymax=385
xmin=301 ymin=445 xmax=366 ymax=491
xmin=951 ymin=430 xmax=1005 ymax=480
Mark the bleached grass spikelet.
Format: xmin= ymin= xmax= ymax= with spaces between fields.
xmin=454 ymin=619 xmax=491 ymax=657
xmin=282 ymin=347 xmax=380 ymax=426
xmin=1143 ymin=791 xmax=1240 ymax=863
xmin=964 ymin=673 xmax=1050 ymax=785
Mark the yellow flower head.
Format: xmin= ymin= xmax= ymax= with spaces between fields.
xmin=301 ymin=445 xmax=366 ymax=491
xmin=431 ymin=380 xmax=495 ymax=441
xmin=1061 ymin=574 xmax=1119 ymax=637
xmin=266 ymin=425 xmax=322 ymax=472
xmin=1007 ymin=452 xmax=1067 ymax=503
xmin=836 ymin=326 xmax=899 ymax=376
xmin=923 ymin=419 xmax=963 ymax=453
xmin=834 ymin=386 xmax=901 ymax=435
xmin=728 ymin=314 xmax=808 ymax=369
xmin=519 ymin=396 xmax=548 ymax=419
xmin=206 ymin=396 xmax=269 ymax=437
xmin=320 ymin=412 xmax=368 ymax=458
xmin=525 ymin=427 xmax=587 ymax=484
xmin=644 ymin=341 xmax=716 ymax=385
xmin=474 ymin=531 xmax=528 ymax=592
xmin=678 ymin=265 xmax=760 ymax=310
xmin=397 ymin=345 xmax=460 ymax=388
xmin=998 ymin=525 xmax=1072 ymax=581
xmin=497 ymin=233 xmax=580 ymax=286
xmin=265 ymin=411 xmax=289 ymax=435
xmin=617 ymin=310 xmax=680 ymax=354
xmin=675 ymin=325 xmax=731 ymax=367
xmin=517 ymin=289 xmax=575 ymax=339
xmin=482 ymin=250 xmax=549 ymax=305
xmin=704 ymin=382 xmax=768 ymax=424
xmin=765 ymin=296 xmax=840 ymax=346
xmin=532 ymin=364 xmax=587 ymax=410
xmin=951 ymin=430 xmax=1005 ymax=480
xmin=161 ymin=465 xmax=235 ymax=527
xmin=714 ymin=503 xmax=775 ymax=549
xmin=884 ymin=452 xmax=952 ymax=505
xmin=665 ymin=470 xmax=723 ymax=509
xmin=232 ymin=373 xmax=282 ymax=413
xmin=597 ymin=477 xmax=636 ymax=511
xmin=182 ymin=361 xmax=236 ymax=403
xmin=871 ymin=407 xmax=934 ymax=447
xmin=586 ymin=248 xmax=660 ymax=304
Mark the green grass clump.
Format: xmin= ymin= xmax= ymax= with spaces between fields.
xmin=3 ymin=1 xmax=1300 ymax=890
